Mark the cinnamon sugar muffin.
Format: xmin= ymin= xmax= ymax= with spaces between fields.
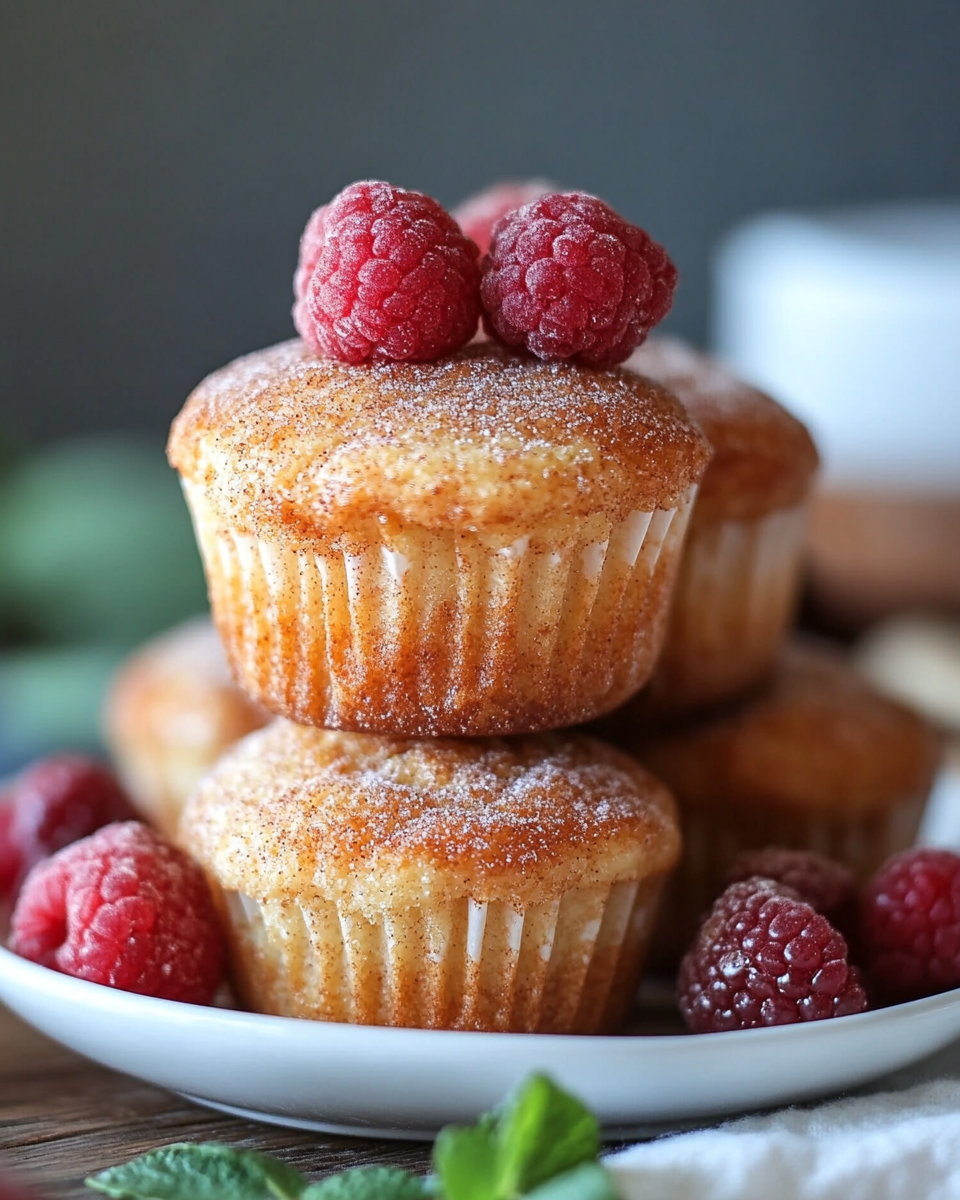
xmin=103 ymin=618 xmax=267 ymax=837
xmin=614 ymin=639 xmax=942 ymax=963
xmin=626 ymin=337 xmax=819 ymax=715
xmin=168 ymin=340 xmax=709 ymax=735
xmin=178 ymin=722 xmax=680 ymax=1033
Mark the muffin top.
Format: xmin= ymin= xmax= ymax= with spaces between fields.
xmin=103 ymin=617 xmax=267 ymax=755
xmin=629 ymin=639 xmax=942 ymax=818
xmin=627 ymin=337 xmax=819 ymax=523
xmin=178 ymin=723 xmax=680 ymax=912
xmin=168 ymin=339 xmax=710 ymax=544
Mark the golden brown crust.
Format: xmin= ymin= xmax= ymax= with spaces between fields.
xmin=620 ymin=638 xmax=942 ymax=818
xmin=627 ymin=337 xmax=819 ymax=523
xmin=103 ymin=618 xmax=268 ymax=834
xmin=168 ymin=340 xmax=710 ymax=543
xmin=178 ymin=723 xmax=681 ymax=912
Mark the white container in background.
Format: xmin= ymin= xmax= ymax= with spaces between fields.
xmin=713 ymin=204 xmax=960 ymax=625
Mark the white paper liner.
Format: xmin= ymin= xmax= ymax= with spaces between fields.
xmin=218 ymin=875 xmax=665 ymax=1033
xmin=651 ymin=792 xmax=929 ymax=967
xmin=182 ymin=480 xmax=696 ymax=734
xmin=643 ymin=504 xmax=808 ymax=714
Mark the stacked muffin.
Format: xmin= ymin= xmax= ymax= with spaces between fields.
xmin=597 ymin=337 xmax=942 ymax=961
xmin=163 ymin=182 xmax=718 ymax=1031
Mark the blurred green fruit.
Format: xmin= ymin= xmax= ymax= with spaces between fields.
xmin=0 ymin=437 xmax=208 ymax=646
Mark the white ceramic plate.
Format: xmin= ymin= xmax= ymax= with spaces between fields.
xmin=3 ymin=941 xmax=960 ymax=1139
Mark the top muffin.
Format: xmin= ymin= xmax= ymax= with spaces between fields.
xmin=168 ymin=340 xmax=710 ymax=735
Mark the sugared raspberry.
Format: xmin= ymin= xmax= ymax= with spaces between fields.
xmin=452 ymin=179 xmax=555 ymax=257
xmin=480 ymin=191 xmax=677 ymax=367
xmin=296 ymin=180 xmax=481 ymax=363
xmin=727 ymin=848 xmax=857 ymax=929
xmin=292 ymin=202 xmax=329 ymax=340
xmin=0 ymin=754 xmax=137 ymax=901
xmin=862 ymin=848 xmax=960 ymax=1001
xmin=679 ymin=878 xmax=867 ymax=1033
xmin=11 ymin=821 xmax=225 ymax=1004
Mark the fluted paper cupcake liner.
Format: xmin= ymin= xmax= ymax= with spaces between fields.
xmin=217 ymin=876 xmax=666 ymax=1033
xmin=183 ymin=481 xmax=696 ymax=734
xmin=650 ymin=792 xmax=928 ymax=968
xmin=643 ymin=504 xmax=807 ymax=714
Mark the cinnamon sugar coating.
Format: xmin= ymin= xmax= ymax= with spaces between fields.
xmin=179 ymin=722 xmax=680 ymax=912
xmin=627 ymin=337 xmax=818 ymax=524
xmin=103 ymin=618 xmax=268 ymax=836
xmin=624 ymin=639 xmax=942 ymax=820
xmin=168 ymin=339 xmax=709 ymax=543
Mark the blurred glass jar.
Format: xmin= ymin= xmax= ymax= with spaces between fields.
xmin=713 ymin=204 xmax=960 ymax=628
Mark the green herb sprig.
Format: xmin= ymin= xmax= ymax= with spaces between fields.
xmin=85 ymin=1074 xmax=619 ymax=1200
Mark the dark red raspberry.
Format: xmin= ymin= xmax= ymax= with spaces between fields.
xmin=11 ymin=821 xmax=225 ymax=1004
xmin=297 ymin=180 xmax=481 ymax=363
xmin=0 ymin=1173 xmax=40 ymax=1200
xmin=862 ymin=848 xmax=960 ymax=1001
xmin=0 ymin=754 xmax=137 ymax=902
xmin=452 ymin=179 xmax=555 ymax=257
xmin=480 ymin=191 xmax=677 ymax=367
xmin=679 ymin=877 xmax=867 ymax=1033
xmin=0 ymin=748 xmax=136 ymax=902
xmin=727 ymin=848 xmax=857 ymax=931
xmin=0 ymin=796 xmax=20 ymax=900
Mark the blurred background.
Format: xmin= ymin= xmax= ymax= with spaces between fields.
xmin=1 ymin=0 xmax=959 ymax=773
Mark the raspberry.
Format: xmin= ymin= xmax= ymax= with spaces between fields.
xmin=297 ymin=180 xmax=481 ymax=363
xmin=452 ymin=179 xmax=555 ymax=257
xmin=479 ymin=191 xmax=677 ymax=367
xmin=727 ymin=848 xmax=857 ymax=928
xmin=862 ymin=848 xmax=960 ymax=1001
xmin=0 ymin=1174 xmax=39 ymax=1200
xmin=292 ymin=202 xmax=329 ymax=341
xmin=11 ymin=821 xmax=225 ymax=1004
xmin=0 ymin=796 xmax=20 ymax=900
xmin=0 ymin=754 xmax=137 ymax=902
xmin=678 ymin=878 xmax=867 ymax=1033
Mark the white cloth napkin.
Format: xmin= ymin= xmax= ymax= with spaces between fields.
xmin=606 ymin=1076 xmax=960 ymax=1200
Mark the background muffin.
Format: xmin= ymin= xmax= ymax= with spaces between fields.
xmin=178 ymin=723 xmax=680 ymax=1033
xmin=168 ymin=340 xmax=710 ymax=736
xmin=103 ymin=618 xmax=267 ymax=837
xmin=609 ymin=638 xmax=942 ymax=964
xmin=626 ymin=337 xmax=819 ymax=716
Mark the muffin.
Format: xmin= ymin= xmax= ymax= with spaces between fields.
xmin=103 ymin=618 xmax=267 ymax=837
xmin=625 ymin=337 xmax=819 ymax=715
xmin=178 ymin=722 xmax=680 ymax=1033
xmin=611 ymin=639 xmax=942 ymax=964
xmin=167 ymin=340 xmax=710 ymax=736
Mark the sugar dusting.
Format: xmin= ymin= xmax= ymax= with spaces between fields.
xmin=168 ymin=340 xmax=711 ymax=537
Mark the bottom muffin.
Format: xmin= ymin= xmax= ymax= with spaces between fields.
xmin=607 ymin=639 xmax=942 ymax=966
xmin=178 ymin=723 xmax=680 ymax=1033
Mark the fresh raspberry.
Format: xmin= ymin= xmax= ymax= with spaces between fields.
xmin=727 ymin=848 xmax=857 ymax=932
xmin=0 ymin=1173 xmax=40 ymax=1200
xmin=679 ymin=877 xmax=867 ymax=1033
xmin=479 ymin=191 xmax=677 ymax=367
xmin=0 ymin=796 xmax=20 ymax=899
xmin=297 ymin=180 xmax=481 ymax=363
xmin=862 ymin=848 xmax=960 ymax=1001
xmin=292 ymin=202 xmax=329 ymax=340
xmin=452 ymin=179 xmax=555 ymax=257
xmin=11 ymin=821 xmax=225 ymax=1004
xmin=0 ymin=754 xmax=137 ymax=901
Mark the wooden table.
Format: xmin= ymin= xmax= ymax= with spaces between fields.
xmin=0 ymin=1004 xmax=432 ymax=1199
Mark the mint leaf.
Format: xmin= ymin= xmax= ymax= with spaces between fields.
xmin=432 ymin=1112 xmax=500 ymax=1200
xmin=524 ymin=1163 xmax=619 ymax=1200
xmin=494 ymin=1074 xmax=600 ymax=1195
xmin=86 ymin=1143 xmax=306 ymax=1200
xmin=302 ymin=1167 xmax=431 ymax=1199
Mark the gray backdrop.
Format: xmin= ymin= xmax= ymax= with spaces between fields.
xmin=2 ymin=0 xmax=958 ymax=444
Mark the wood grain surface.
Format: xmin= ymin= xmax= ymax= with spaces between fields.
xmin=0 ymin=1004 xmax=432 ymax=1199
